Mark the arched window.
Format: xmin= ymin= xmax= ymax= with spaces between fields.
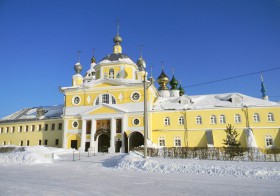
xmin=164 ymin=117 xmax=170 ymax=126
xmin=174 ymin=136 xmax=181 ymax=147
xmin=179 ymin=116 xmax=184 ymax=125
xmin=112 ymin=96 xmax=116 ymax=104
xmin=265 ymin=134 xmax=273 ymax=147
xmin=234 ymin=114 xmax=241 ymax=123
xmin=210 ymin=115 xmax=216 ymax=124
xmin=109 ymin=68 xmax=114 ymax=79
xmin=94 ymin=94 xmax=117 ymax=105
xmin=268 ymin=113 xmax=274 ymax=122
xmin=196 ymin=116 xmax=202 ymax=125
xmin=219 ymin=115 xmax=226 ymax=124
xmin=95 ymin=97 xmax=99 ymax=105
xmin=158 ymin=136 xmax=165 ymax=147
xmin=253 ymin=113 xmax=260 ymax=122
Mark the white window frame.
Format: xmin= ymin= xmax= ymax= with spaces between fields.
xmin=253 ymin=113 xmax=260 ymax=122
xmin=95 ymin=94 xmax=117 ymax=105
xmin=179 ymin=116 xmax=184 ymax=125
xmin=210 ymin=115 xmax=216 ymax=124
xmin=102 ymin=94 xmax=110 ymax=104
xmin=131 ymin=92 xmax=141 ymax=102
xmin=72 ymin=121 xmax=79 ymax=128
xmin=174 ymin=136 xmax=182 ymax=147
xmin=132 ymin=118 xmax=140 ymax=126
xmin=164 ymin=117 xmax=170 ymax=126
xmin=72 ymin=96 xmax=81 ymax=105
xmin=196 ymin=116 xmax=202 ymax=125
xmin=265 ymin=134 xmax=273 ymax=147
xmin=268 ymin=113 xmax=274 ymax=122
xmin=158 ymin=136 xmax=165 ymax=147
xmin=219 ymin=115 xmax=226 ymax=124
xmin=234 ymin=114 xmax=241 ymax=123
xmin=109 ymin=68 xmax=114 ymax=79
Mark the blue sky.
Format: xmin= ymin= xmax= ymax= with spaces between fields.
xmin=0 ymin=0 xmax=280 ymax=117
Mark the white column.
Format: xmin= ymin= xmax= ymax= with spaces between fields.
xmin=89 ymin=119 xmax=97 ymax=153
xmin=120 ymin=117 xmax=126 ymax=153
xmin=62 ymin=119 xmax=68 ymax=149
xmin=79 ymin=119 xmax=86 ymax=151
xmin=109 ymin=118 xmax=116 ymax=153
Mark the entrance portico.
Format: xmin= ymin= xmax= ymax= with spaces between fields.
xmin=79 ymin=113 xmax=126 ymax=153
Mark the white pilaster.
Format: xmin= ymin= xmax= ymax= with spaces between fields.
xmin=62 ymin=119 xmax=68 ymax=149
xmin=109 ymin=118 xmax=116 ymax=153
xmin=120 ymin=117 xmax=126 ymax=153
xmin=79 ymin=119 xmax=86 ymax=151
xmin=89 ymin=119 xmax=97 ymax=153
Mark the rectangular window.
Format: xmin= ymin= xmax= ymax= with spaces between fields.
xmin=44 ymin=139 xmax=48 ymax=146
xmin=266 ymin=138 xmax=273 ymax=147
xmin=0 ymin=127 xmax=3 ymax=133
xmin=6 ymin=127 xmax=9 ymax=133
xmin=38 ymin=125 xmax=42 ymax=131
xmin=116 ymin=119 xmax=122 ymax=133
xmin=220 ymin=115 xmax=226 ymax=124
xmin=253 ymin=114 xmax=260 ymax=122
xmin=26 ymin=140 xmax=30 ymax=146
xmin=58 ymin=123 xmax=62 ymax=130
xmin=159 ymin=139 xmax=165 ymax=147
xmin=179 ymin=117 xmax=184 ymax=125
xmin=52 ymin=123 xmax=55 ymax=130
xmin=32 ymin=125 xmax=35 ymax=132
xmin=196 ymin=116 xmax=202 ymax=125
xmin=86 ymin=121 xmax=91 ymax=134
xmin=12 ymin=126 xmax=15 ymax=133
xmin=26 ymin=125 xmax=28 ymax=132
xmin=102 ymin=94 xmax=109 ymax=104
xmin=20 ymin=141 xmax=23 ymax=146
xmin=38 ymin=140 xmax=42 ymax=145
xmin=19 ymin=126 xmax=23 ymax=132
xmin=55 ymin=139 xmax=59 ymax=145
xmin=175 ymin=139 xmax=181 ymax=147
xmin=45 ymin=124 xmax=48 ymax=131
xmin=164 ymin=118 xmax=170 ymax=126
xmin=3 ymin=141 xmax=6 ymax=145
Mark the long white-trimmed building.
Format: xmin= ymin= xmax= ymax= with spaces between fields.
xmin=1 ymin=31 xmax=279 ymax=153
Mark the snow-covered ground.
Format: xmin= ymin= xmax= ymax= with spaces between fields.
xmin=0 ymin=146 xmax=279 ymax=196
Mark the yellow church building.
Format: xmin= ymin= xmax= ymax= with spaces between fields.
xmin=1 ymin=31 xmax=280 ymax=153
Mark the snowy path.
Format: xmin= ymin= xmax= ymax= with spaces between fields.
xmin=0 ymin=151 xmax=280 ymax=196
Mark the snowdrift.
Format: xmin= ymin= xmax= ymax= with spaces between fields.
xmin=116 ymin=152 xmax=280 ymax=180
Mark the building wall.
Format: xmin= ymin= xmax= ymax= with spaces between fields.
xmin=151 ymin=107 xmax=280 ymax=149
xmin=0 ymin=119 xmax=63 ymax=147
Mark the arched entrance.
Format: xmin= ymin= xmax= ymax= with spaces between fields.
xmin=98 ymin=134 xmax=110 ymax=153
xmin=129 ymin=132 xmax=144 ymax=151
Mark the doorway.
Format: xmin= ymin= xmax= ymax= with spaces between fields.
xmin=129 ymin=132 xmax=144 ymax=151
xmin=71 ymin=140 xmax=78 ymax=150
xmin=98 ymin=134 xmax=110 ymax=152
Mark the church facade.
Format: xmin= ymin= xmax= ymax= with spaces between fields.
xmin=1 ymin=31 xmax=280 ymax=153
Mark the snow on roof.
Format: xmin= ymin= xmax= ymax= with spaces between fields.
xmin=98 ymin=53 xmax=135 ymax=65
xmin=64 ymin=102 xmax=144 ymax=116
xmin=99 ymin=58 xmax=135 ymax=64
xmin=0 ymin=105 xmax=63 ymax=123
xmin=153 ymin=93 xmax=280 ymax=111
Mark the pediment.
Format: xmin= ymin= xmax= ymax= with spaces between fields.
xmin=83 ymin=104 xmax=125 ymax=115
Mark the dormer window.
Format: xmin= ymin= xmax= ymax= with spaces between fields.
xmin=109 ymin=68 xmax=114 ymax=79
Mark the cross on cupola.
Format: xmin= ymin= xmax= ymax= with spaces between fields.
xmin=113 ymin=18 xmax=123 ymax=54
